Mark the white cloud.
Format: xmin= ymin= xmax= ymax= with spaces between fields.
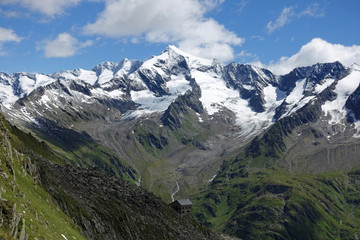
xmin=299 ymin=2 xmax=324 ymax=18
xmin=0 ymin=26 xmax=22 ymax=55
xmin=261 ymin=38 xmax=360 ymax=75
xmin=84 ymin=0 xmax=244 ymax=62
xmin=41 ymin=32 xmax=93 ymax=58
xmin=267 ymin=3 xmax=325 ymax=33
xmin=267 ymin=6 xmax=295 ymax=33
xmin=250 ymin=35 xmax=265 ymax=41
xmin=0 ymin=8 xmax=21 ymax=18
xmin=237 ymin=0 xmax=249 ymax=13
xmin=0 ymin=27 xmax=22 ymax=42
xmin=0 ymin=0 xmax=81 ymax=17
xmin=201 ymin=0 xmax=225 ymax=11
xmin=237 ymin=50 xmax=258 ymax=63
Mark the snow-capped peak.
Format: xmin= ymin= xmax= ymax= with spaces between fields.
xmin=2 ymin=47 xmax=360 ymax=143
xmin=92 ymin=61 xmax=119 ymax=74
xmin=114 ymin=58 xmax=142 ymax=78
xmin=163 ymin=45 xmax=214 ymax=67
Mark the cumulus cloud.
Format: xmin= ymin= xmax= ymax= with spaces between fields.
xmin=267 ymin=3 xmax=324 ymax=33
xmin=0 ymin=26 xmax=22 ymax=55
xmin=201 ymin=0 xmax=225 ymax=11
xmin=0 ymin=0 xmax=81 ymax=17
xmin=40 ymin=32 xmax=93 ymax=58
xmin=84 ymin=0 xmax=244 ymax=62
xmin=0 ymin=27 xmax=22 ymax=42
xmin=260 ymin=38 xmax=360 ymax=75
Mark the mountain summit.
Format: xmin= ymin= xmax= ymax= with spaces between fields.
xmin=1 ymin=46 xmax=360 ymax=200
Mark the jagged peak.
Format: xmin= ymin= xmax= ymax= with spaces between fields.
xmin=163 ymin=45 xmax=190 ymax=57
xmin=161 ymin=45 xmax=214 ymax=65
xmin=224 ymin=62 xmax=277 ymax=86
xmin=114 ymin=58 xmax=142 ymax=77
xmin=92 ymin=61 xmax=119 ymax=73
xmin=164 ymin=45 xmax=180 ymax=53
xmin=291 ymin=61 xmax=345 ymax=75
xmin=159 ymin=45 xmax=189 ymax=61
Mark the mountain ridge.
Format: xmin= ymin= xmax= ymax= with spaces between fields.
xmin=1 ymin=46 xmax=360 ymax=201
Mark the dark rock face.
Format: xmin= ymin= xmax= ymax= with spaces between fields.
xmin=223 ymin=63 xmax=277 ymax=113
xmin=161 ymin=81 xmax=203 ymax=130
xmin=223 ymin=63 xmax=277 ymax=89
xmin=68 ymin=80 xmax=92 ymax=96
xmin=38 ymin=162 xmax=220 ymax=240
xmin=272 ymin=101 xmax=289 ymax=121
xmin=271 ymin=62 xmax=346 ymax=120
xmin=13 ymin=78 xmax=137 ymax=124
xmin=11 ymin=73 xmax=36 ymax=97
xmin=91 ymin=60 xmax=142 ymax=79
xmin=346 ymin=83 xmax=360 ymax=121
xmin=279 ymin=61 xmax=347 ymax=94
xmin=138 ymin=70 xmax=170 ymax=96
xmin=100 ymin=77 xmax=130 ymax=92
xmin=137 ymin=48 xmax=192 ymax=97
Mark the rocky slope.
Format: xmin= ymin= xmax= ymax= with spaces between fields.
xmin=38 ymin=163 xmax=220 ymax=240
xmin=0 ymin=112 xmax=222 ymax=239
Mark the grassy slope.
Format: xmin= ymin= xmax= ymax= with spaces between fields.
xmin=27 ymin=118 xmax=136 ymax=182
xmin=194 ymin=162 xmax=360 ymax=239
xmin=0 ymin=114 xmax=85 ymax=240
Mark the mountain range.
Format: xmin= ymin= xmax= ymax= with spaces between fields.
xmin=1 ymin=46 xmax=360 ymax=239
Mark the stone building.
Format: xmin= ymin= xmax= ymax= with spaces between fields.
xmin=169 ymin=199 xmax=193 ymax=216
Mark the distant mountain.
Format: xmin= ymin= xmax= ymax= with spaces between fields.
xmin=1 ymin=46 xmax=360 ymax=201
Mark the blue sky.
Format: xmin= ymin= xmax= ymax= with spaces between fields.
xmin=0 ymin=0 xmax=359 ymax=74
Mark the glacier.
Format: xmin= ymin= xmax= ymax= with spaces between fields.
xmin=0 ymin=45 xmax=359 ymax=142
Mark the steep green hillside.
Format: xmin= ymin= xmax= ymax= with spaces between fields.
xmin=27 ymin=118 xmax=136 ymax=182
xmin=0 ymin=114 xmax=85 ymax=239
xmin=194 ymin=165 xmax=360 ymax=239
